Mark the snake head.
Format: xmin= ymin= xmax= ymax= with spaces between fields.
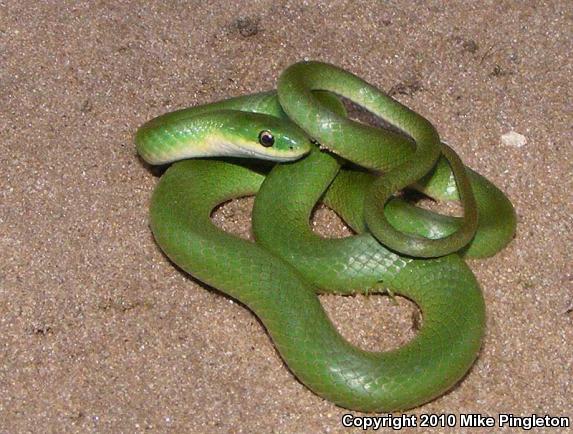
xmin=227 ymin=111 xmax=314 ymax=162
xmin=135 ymin=110 xmax=314 ymax=165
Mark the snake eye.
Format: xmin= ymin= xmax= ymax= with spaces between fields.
xmin=258 ymin=130 xmax=274 ymax=147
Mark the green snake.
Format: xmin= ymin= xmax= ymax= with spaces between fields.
xmin=135 ymin=61 xmax=516 ymax=412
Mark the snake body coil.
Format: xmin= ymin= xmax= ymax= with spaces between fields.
xmin=136 ymin=61 xmax=516 ymax=412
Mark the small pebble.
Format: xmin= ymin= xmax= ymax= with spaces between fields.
xmin=501 ymin=131 xmax=527 ymax=148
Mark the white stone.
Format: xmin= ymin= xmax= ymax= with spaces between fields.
xmin=501 ymin=131 xmax=527 ymax=148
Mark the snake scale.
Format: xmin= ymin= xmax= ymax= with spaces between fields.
xmin=135 ymin=61 xmax=516 ymax=412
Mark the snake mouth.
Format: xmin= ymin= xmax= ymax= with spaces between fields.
xmin=247 ymin=147 xmax=310 ymax=162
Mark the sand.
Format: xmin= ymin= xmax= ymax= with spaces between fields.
xmin=1 ymin=1 xmax=571 ymax=433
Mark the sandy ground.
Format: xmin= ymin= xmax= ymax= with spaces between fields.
xmin=1 ymin=1 xmax=571 ymax=433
